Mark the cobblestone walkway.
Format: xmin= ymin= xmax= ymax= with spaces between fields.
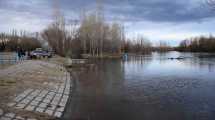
xmin=0 ymin=61 xmax=71 ymax=120
xmin=7 ymin=73 xmax=70 ymax=119
xmin=0 ymin=108 xmax=37 ymax=120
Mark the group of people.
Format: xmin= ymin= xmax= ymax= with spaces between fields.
xmin=17 ymin=47 xmax=27 ymax=60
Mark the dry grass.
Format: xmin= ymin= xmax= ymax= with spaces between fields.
xmin=0 ymin=78 xmax=16 ymax=86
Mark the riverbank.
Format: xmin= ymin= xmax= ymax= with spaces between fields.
xmin=0 ymin=56 xmax=71 ymax=120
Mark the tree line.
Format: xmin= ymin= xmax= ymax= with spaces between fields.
xmin=177 ymin=36 xmax=215 ymax=52
xmin=42 ymin=13 xmax=125 ymax=58
xmin=0 ymin=30 xmax=41 ymax=52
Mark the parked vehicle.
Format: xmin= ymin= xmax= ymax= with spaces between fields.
xmin=30 ymin=48 xmax=52 ymax=59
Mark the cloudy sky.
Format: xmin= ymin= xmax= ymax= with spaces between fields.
xmin=0 ymin=0 xmax=215 ymax=46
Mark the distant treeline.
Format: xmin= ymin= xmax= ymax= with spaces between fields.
xmin=177 ymin=36 xmax=215 ymax=52
xmin=0 ymin=31 xmax=41 ymax=52
xmin=152 ymin=41 xmax=173 ymax=52
xmin=123 ymin=37 xmax=152 ymax=54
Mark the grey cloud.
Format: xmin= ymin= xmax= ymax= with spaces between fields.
xmin=104 ymin=0 xmax=214 ymax=22
xmin=1 ymin=0 xmax=213 ymax=23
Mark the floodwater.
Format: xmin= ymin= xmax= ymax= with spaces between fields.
xmin=64 ymin=52 xmax=215 ymax=120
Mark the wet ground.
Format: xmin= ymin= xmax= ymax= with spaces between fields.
xmin=64 ymin=52 xmax=215 ymax=120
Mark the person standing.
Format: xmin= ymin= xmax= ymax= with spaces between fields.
xmin=17 ymin=47 xmax=22 ymax=61
xmin=21 ymin=49 xmax=26 ymax=60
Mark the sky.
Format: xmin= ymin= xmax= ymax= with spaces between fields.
xmin=0 ymin=0 xmax=215 ymax=46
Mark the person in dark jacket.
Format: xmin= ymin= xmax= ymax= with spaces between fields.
xmin=21 ymin=49 xmax=26 ymax=60
xmin=17 ymin=47 xmax=22 ymax=60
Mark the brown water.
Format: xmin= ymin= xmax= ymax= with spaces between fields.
xmin=64 ymin=52 xmax=215 ymax=120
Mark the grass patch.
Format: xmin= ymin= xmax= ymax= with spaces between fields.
xmin=0 ymin=78 xmax=16 ymax=86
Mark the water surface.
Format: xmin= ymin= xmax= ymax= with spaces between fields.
xmin=64 ymin=52 xmax=215 ymax=120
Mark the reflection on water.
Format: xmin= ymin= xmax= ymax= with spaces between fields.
xmin=65 ymin=52 xmax=215 ymax=120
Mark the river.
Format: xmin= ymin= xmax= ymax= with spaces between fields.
xmin=64 ymin=51 xmax=215 ymax=120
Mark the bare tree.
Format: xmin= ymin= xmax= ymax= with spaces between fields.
xmin=0 ymin=33 xmax=7 ymax=51
xmin=40 ymin=0 xmax=153 ymax=58
xmin=0 ymin=30 xmax=41 ymax=52
xmin=41 ymin=0 xmax=67 ymax=56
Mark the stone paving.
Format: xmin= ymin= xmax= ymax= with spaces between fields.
xmin=0 ymin=60 xmax=72 ymax=120
xmin=6 ymin=71 xmax=71 ymax=119
xmin=0 ymin=108 xmax=37 ymax=120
